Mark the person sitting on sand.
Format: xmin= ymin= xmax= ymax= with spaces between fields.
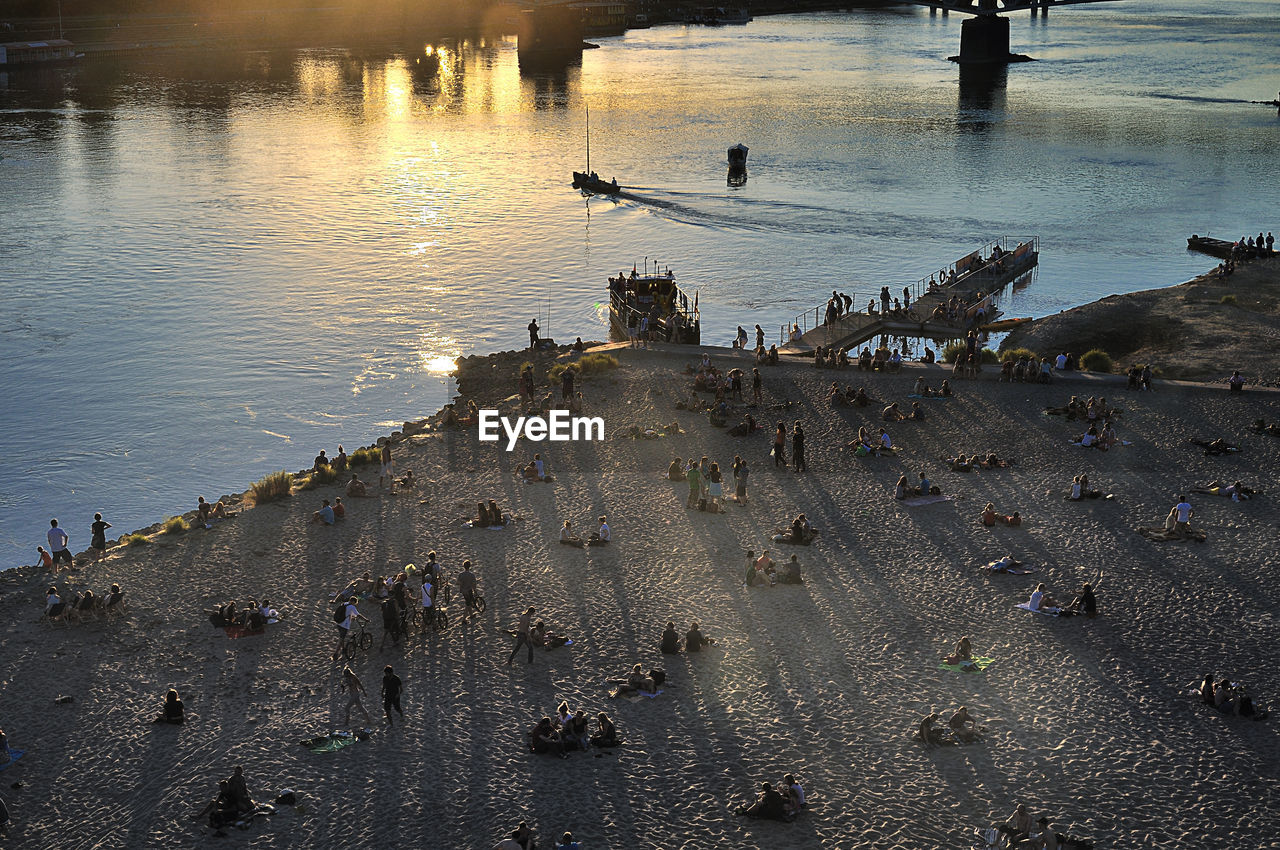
xmin=1200 ymin=673 xmax=1216 ymax=706
xmin=944 ymin=636 xmax=973 ymax=666
xmin=914 ymin=472 xmax=933 ymax=497
xmin=311 ymin=499 xmax=335 ymax=525
xmin=999 ymin=804 xmax=1034 ymax=845
xmin=154 ymin=688 xmax=185 ymax=724
xmin=950 ymin=453 xmax=973 ymax=472
xmin=894 ymin=475 xmax=910 ymax=500
xmin=195 ymin=779 xmax=238 ymax=832
xmin=345 ymin=474 xmax=369 ymax=498
xmin=1173 ymin=495 xmax=1193 ymax=532
xmin=918 ymin=713 xmax=947 ymax=747
xmin=44 ymin=586 xmax=63 ymax=617
xmin=1077 ymin=426 xmax=1099 ymax=448
xmin=907 ymin=401 xmax=925 ymax=421
xmin=613 ymin=663 xmax=658 ymax=697
xmin=736 ymin=781 xmax=789 ymax=821
xmin=850 ymin=386 xmax=871 ymax=407
xmin=1066 ymin=582 xmax=1097 ymax=617
xmin=981 ymin=503 xmax=998 ymax=526
xmin=882 ymin=402 xmax=906 ymax=422
xmin=781 ymin=773 xmax=806 ymax=816
xmin=667 ymin=457 xmax=686 ymax=481
xmin=780 ymin=554 xmax=803 ymax=584
xmin=470 ymin=502 xmax=490 ymax=528
xmin=949 ymin=706 xmax=978 ymax=743
xmin=661 ymin=622 xmax=682 ymax=654
xmin=313 ymin=450 xmax=330 ymax=472
xmin=591 ymin=712 xmax=619 ymax=748
xmin=529 ymin=717 xmax=566 ymax=758
xmin=773 ymin=513 xmax=816 ymax=545
xmin=686 ymin=622 xmax=714 ymax=652
xmin=1068 ymin=475 xmax=1102 ymax=500
xmin=225 ymin=765 xmax=255 ymax=815
xmin=558 ymin=519 xmax=585 ymax=548
xmin=395 ymin=470 xmax=416 ymax=489
xmin=1036 ymin=816 xmax=1061 ymax=850
xmin=1028 ymin=583 xmax=1060 ymax=612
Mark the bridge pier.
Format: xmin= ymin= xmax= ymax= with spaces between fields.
xmin=950 ymin=15 xmax=1033 ymax=64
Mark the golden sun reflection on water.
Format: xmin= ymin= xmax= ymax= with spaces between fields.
xmin=423 ymin=354 xmax=457 ymax=374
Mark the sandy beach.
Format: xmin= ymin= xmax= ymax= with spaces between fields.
xmin=2 ymin=339 xmax=1279 ymax=849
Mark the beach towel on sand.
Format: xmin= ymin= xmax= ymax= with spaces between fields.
xmin=0 ymin=750 xmax=25 ymax=771
xmin=1016 ymin=602 xmax=1061 ymax=617
xmin=1138 ymin=526 xmax=1207 ymax=543
xmin=980 ymin=565 xmax=1034 ymax=575
xmin=901 ymin=494 xmax=953 ymax=507
xmin=300 ymin=732 xmax=366 ymax=754
xmin=939 ymin=656 xmax=993 ymax=674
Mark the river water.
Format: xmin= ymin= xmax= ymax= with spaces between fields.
xmin=0 ymin=1 xmax=1276 ymax=564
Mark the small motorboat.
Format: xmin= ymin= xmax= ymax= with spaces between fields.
xmin=727 ymin=143 xmax=748 ymax=171
xmin=978 ymin=316 xmax=1033 ymax=333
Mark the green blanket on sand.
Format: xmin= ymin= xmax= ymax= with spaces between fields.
xmin=938 ymin=656 xmax=994 ymax=674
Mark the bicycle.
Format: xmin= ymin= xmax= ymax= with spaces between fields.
xmin=342 ymin=622 xmax=373 ymax=659
xmin=461 ymin=589 xmax=487 ymax=616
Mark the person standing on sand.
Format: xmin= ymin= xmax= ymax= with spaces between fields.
xmin=792 ymin=422 xmax=807 ymax=473
xmin=379 ymin=443 xmax=394 ymax=490
xmin=47 ymin=519 xmax=71 ymax=572
xmin=332 ymin=597 xmax=366 ymax=662
xmin=752 ymin=368 xmax=763 ymax=406
xmin=89 ymin=512 xmax=111 ymax=558
xmin=381 ymin=665 xmax=404 ymax=727
xmin=341 ymin=665 xmax=371 ymax=728
xmin=686 ymin=461 xmax=702 ymax=508
xmin=528 ymin=318 xmax=540 ymax=349
xmin=773 ymin=422 xmax=787 ymax=468
xmin=507 ymin=606 xmax=536 ymax=665
xmin=733 ymin=456 xmax=749 ymax=504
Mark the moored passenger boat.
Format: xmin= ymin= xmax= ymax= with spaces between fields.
xmin=608 ymin=265 xmax=700 ymax=344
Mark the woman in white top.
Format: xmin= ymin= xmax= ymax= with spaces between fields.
xmin=589 ymin=516 xmax=610 ymax=546
xmin=559 ymin=520 xmax=585 ymax=548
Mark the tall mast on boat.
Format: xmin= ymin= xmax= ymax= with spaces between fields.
xmin=585 ymin=104 xmax=591 ymax=174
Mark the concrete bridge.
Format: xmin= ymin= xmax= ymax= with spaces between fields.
xmin=907 ymin=0 xmax=1124 ymax=64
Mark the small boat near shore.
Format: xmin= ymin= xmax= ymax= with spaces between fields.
xmin=1187 ymin=234 xmax=1235 ymax=260
xmin=0 ymin=39 xmax=81 ymax=68
xmin=608 ymin=264 xmax=701 ymax=344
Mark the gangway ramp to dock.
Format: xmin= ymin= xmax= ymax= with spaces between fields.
xmin=778 ymin=237 xmax=1038 ymax=356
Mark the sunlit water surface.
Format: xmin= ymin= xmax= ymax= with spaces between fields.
xmin=1 ymin=1 xmax=1277 ymax=563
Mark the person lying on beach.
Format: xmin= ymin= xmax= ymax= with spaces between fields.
xmin=559 ymin=520 xmax=585 ymax=548
xmin=685 ymin=622 xmax=714 ymax=651
xmin=153 ymin=688 xmax=185 ymax=724
xmin=981 ymin=503 xmax=1020 ymax=526
xmin=882 ymin=402 xmax=906 ymax=422
xmin=735 ymin=782 xmax=790 ymax=821
xmin=918 ymin=713 xmax=948 ymax=747
xmin=591 ymin=712 xmax=620 ymax=748
xmin=1251 ymin=418 xmax=1280 ymax=436
xmin=977 ymin=451 xmax=1009 ymax=468
xmin=667 ymin=457 xmax=686 ymax=481
xmin=1204 ymin=677 xmax=1266 ymax=719
xmin=943 ymin=636 xmax=973 ymax=666
xmin=982 ymin=555 xmax=1025 ymax=573
xmin=950 ymin=453 xmax=973 ymax=472
xmin=511 ymin=619 xmax=570 ymax=649
xmin=1028 ymin=583 xmax=1060 ymax=612
xmin=1191 ymin=480 xmax=1254 ymax=500
xmin=727 ymin=413 xmax=760 ymax=436
xmin=333 ymin=572 xmax=375 ymax=603
xmin=1190 ymin=437 xmax=1240 ymax=456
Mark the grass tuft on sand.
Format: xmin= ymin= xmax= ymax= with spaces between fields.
xmin=249 ymin=470 xmax=294 ymax=504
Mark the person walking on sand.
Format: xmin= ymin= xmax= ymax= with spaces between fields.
xmin=379 ymin=443 xmax=394 ymax=490
xmin=89 ymin=512 xmax=111 ymax=558
xmin=47 ymin=519 xmax=72 ymax=572
xmin=507 ymin=606 xmax=536 ymax=665
xmin=340 ymin=665 xmax=371 ymax=728
xmin=528 ymin=318 xmax=540 ymax=349
xmin=381 ymin=665 xmax=404 ymax=727
xmin=792 ymin=422 xmax=807 ymax=473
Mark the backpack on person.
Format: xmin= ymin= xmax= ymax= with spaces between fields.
xmin=333 ymin=604 xmax=346 ymax=624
